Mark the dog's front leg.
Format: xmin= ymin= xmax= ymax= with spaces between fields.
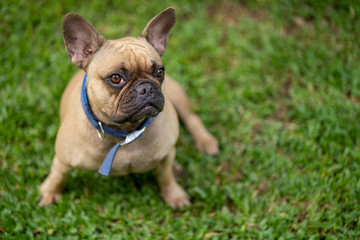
xmin=38 ymin=156 xmax=72 ymax=206
xmin=156 ymin=147 xmax=190 ymax=208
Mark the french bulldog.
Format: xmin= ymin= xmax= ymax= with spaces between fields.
xmin=39 ymin=7 xmax=219 ymax=208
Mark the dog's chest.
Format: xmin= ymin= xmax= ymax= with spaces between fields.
xmin=69 ymin=135 xmax=169 ymax=174
xmin=108 ymin=139 xmax=167 ymax=175
xmin=69 ymin=122 xmax=177 ymax=175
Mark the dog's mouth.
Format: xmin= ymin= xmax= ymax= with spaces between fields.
xmin=129 ymin=103 xmax=161 ymax=122
xmin=110 ymin=103 xmax=162 ymax=124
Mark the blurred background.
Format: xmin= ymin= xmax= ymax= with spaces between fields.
xmin=1 ymin=0 xmax=359 ymax=238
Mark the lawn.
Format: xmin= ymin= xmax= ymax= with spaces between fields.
xmin=1 ymin=0 xmax=360 ymax=239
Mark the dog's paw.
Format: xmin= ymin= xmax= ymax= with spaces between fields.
xmin=161 ymin=184 xmax=190 ymax=209
xmin=38 ymin=193 xmax=61 ymax=207
xmin=196 ymin=133 xmax=219 ymax=156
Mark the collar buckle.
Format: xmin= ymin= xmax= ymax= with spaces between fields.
xmin=97 ymin=121 xmax=105 ymax=140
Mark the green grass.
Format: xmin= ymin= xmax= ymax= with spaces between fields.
xmin=1 ymin=0 xmax=360 ymax=239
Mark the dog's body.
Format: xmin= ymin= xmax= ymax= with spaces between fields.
xmin=39 ymin=8 xmax=218 ymax=208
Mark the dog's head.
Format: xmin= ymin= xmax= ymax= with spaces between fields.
xmin=62 ymin=8 xmax=176 ymax=124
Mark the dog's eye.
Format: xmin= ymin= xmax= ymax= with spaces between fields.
xmin=155 ymin=68 xmax=165 ymax=81
xmin=111 ymin=74 xmax=123 ymax=84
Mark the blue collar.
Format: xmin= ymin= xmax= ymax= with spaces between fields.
xmin=81 ymin=74 xmax=153 ymax=176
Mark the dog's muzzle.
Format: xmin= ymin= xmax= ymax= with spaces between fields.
xmin=119 ymin=80 xmax=164 ymax=122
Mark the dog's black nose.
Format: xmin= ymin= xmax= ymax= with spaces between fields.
xmin=136 ymin=83 xmax=154 ymax=97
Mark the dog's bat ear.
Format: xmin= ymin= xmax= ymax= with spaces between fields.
xmin=62 ymin=13 xmax=106 ymax=69
xmin=140 ymin=7 xmax=176 ymax=56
